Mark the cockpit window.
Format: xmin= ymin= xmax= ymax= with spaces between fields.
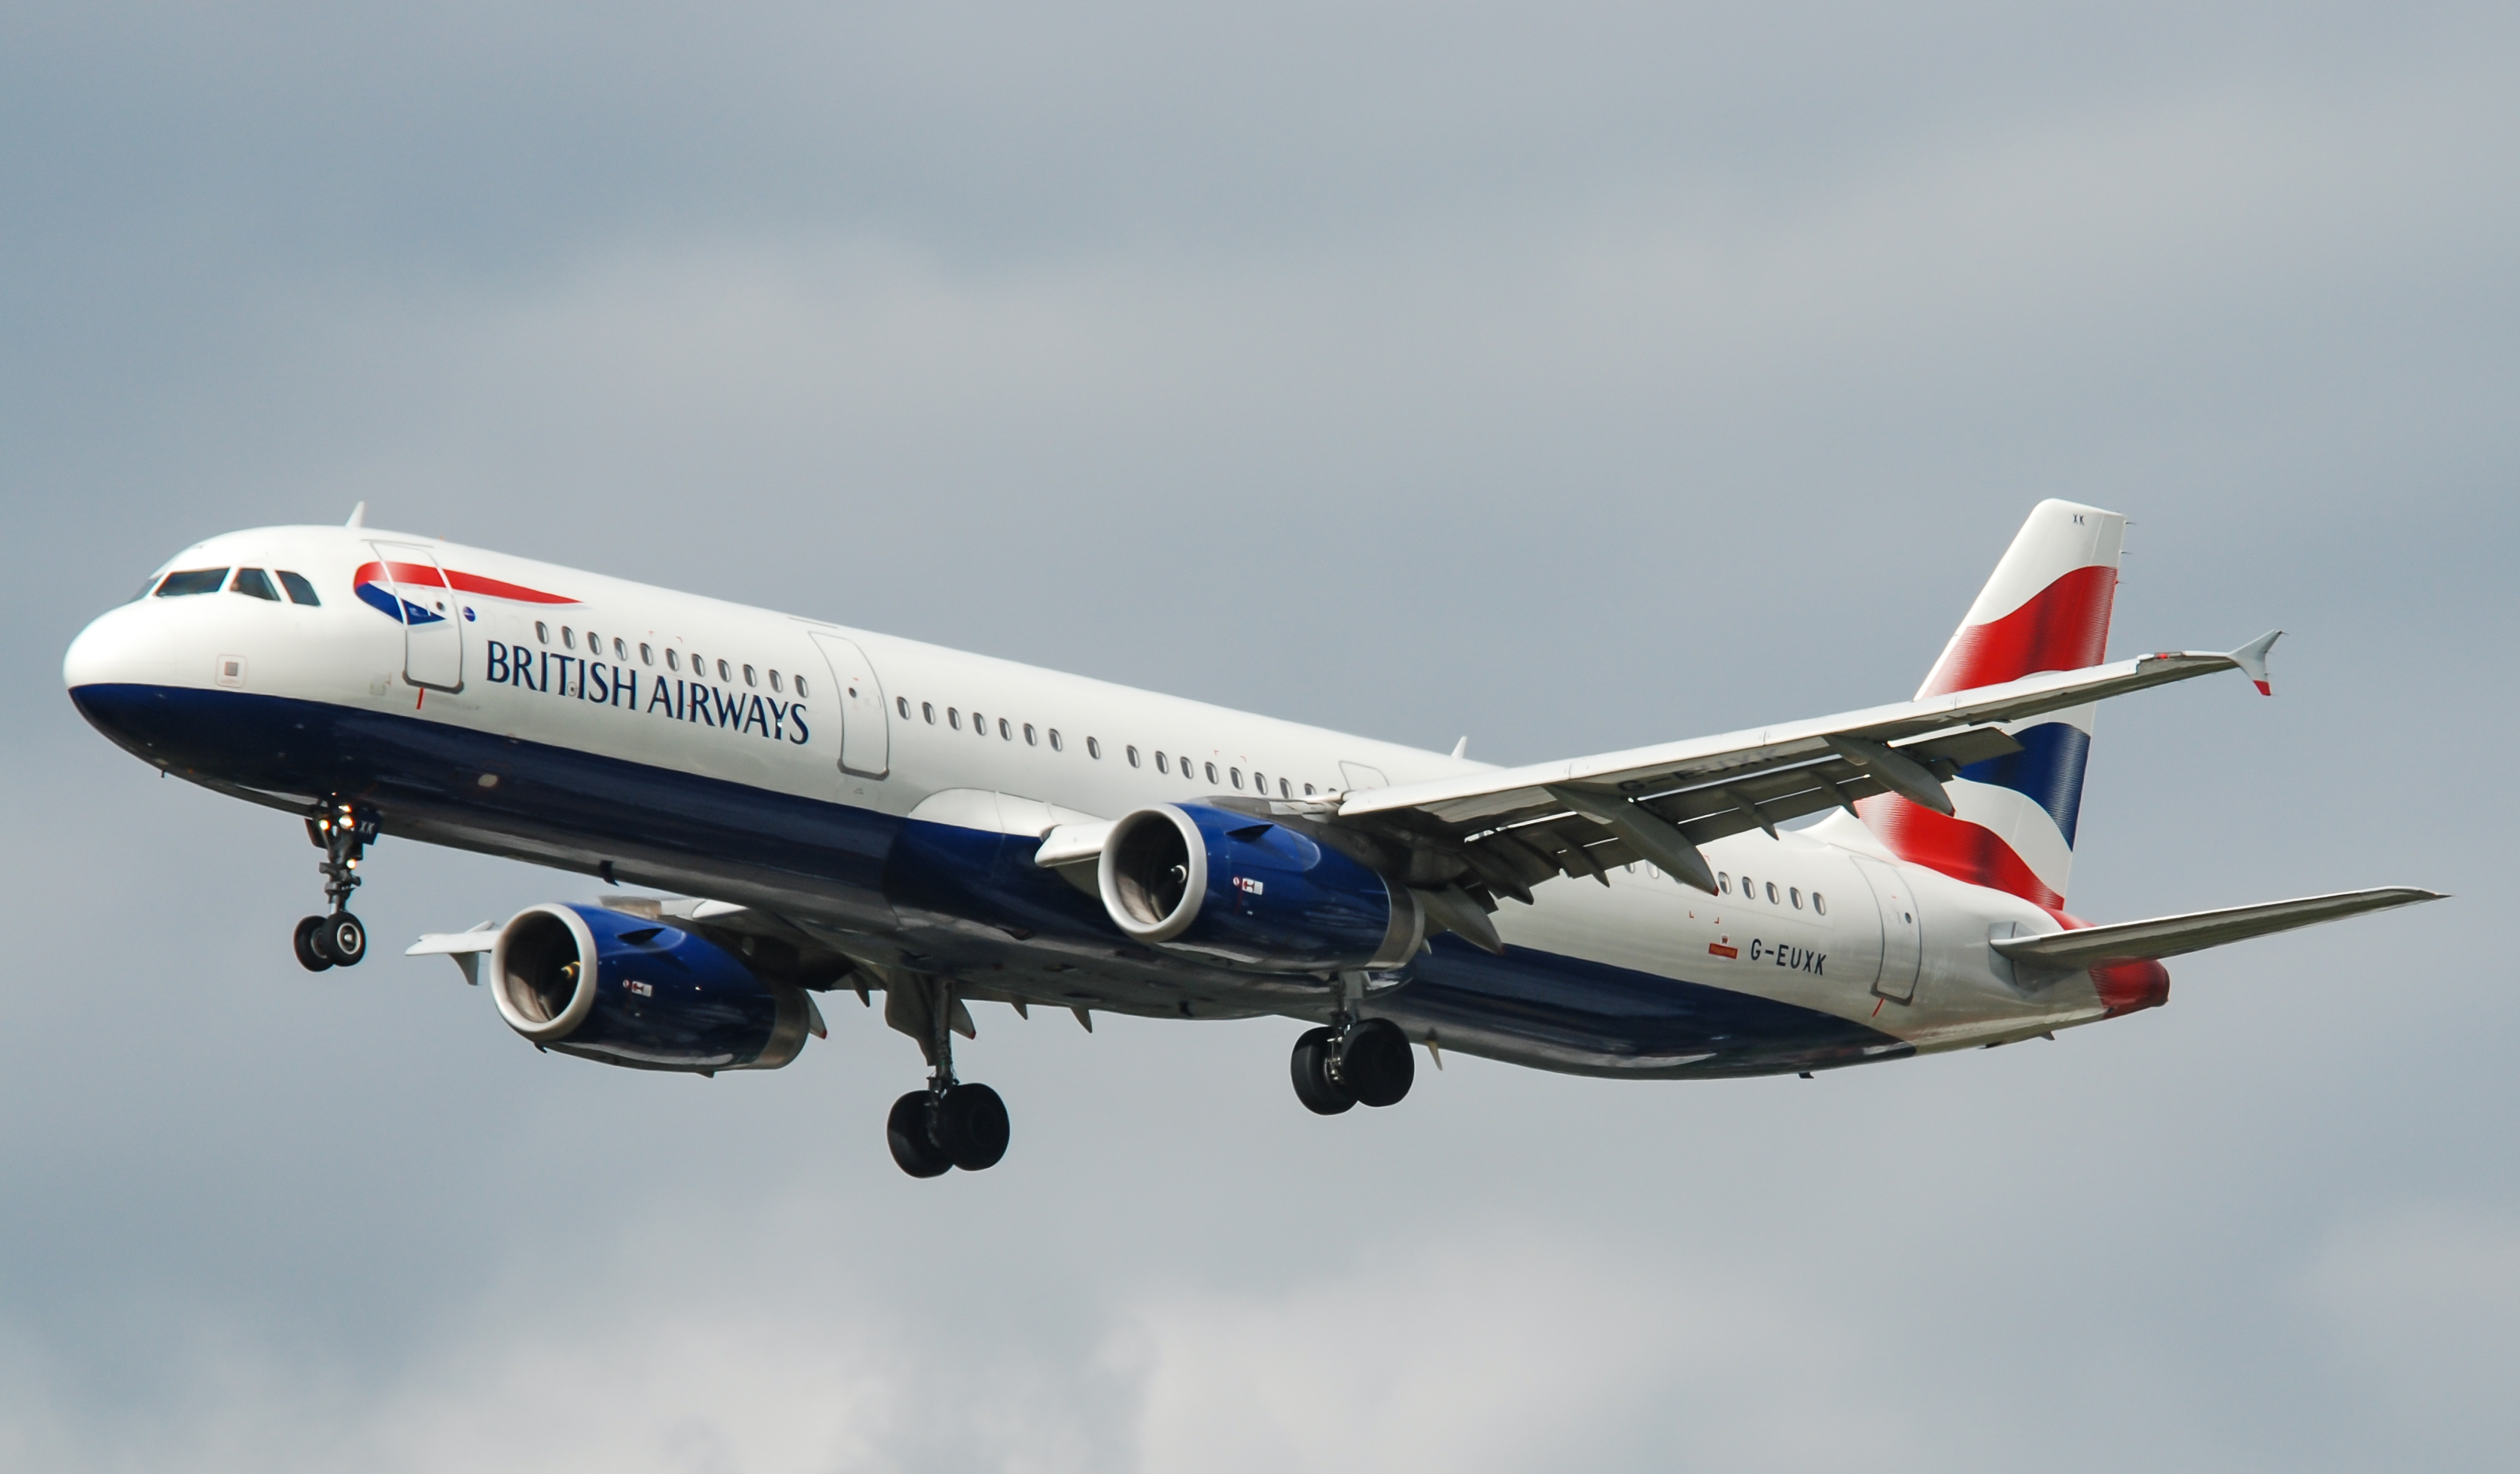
xmin=231 ymin=568 xmax=281 ymax=601
xmin=276 ymin=571 xmax=320 ymax=606
xmin=155 ymin=568 xmax=228 ymax=597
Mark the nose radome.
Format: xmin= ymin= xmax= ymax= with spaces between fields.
xmin=63 ymin=601 xmax=179 ymax=692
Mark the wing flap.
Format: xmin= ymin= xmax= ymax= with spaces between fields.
xmin=1991 ymin=887 xmax=2442 ymax=969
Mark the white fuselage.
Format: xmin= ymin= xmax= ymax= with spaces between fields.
xmin=65 ymin=524 xmax=2120 ymax=1078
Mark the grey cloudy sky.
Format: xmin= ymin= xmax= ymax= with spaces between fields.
xmin=4 ymin=4 xmax=2515 ymax=1470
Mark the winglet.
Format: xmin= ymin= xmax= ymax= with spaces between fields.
xmin=2228 ymin=629 xmax=2282 ymax=696
xmin=406 ymin=921 xmax=498 ymax=985
xmin=345 ymin=501 xmax=368 ymax=529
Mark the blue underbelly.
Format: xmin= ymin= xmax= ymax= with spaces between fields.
xmin=71 ymin=682 xmax=1908 ymax=1075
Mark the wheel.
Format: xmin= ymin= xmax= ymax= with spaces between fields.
xmin=1337 ymin=1017 xmax=1415 ymax=1107
xmin=1290 ymin=1027 xmax=1356 ymax=1115
xmin=937 ymin=1083 xmax=1011 ymax=1171
xmin=886 ymin=1090 xmax=954 ymax=1178
xmin=323 ymin=912 xmax=368 ymax=967
xmin=293 ymin=915 xmax=335 ymax=973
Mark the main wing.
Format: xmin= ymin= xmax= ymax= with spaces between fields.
xmin=1313 ymin=632 xmax=2283 ymax=909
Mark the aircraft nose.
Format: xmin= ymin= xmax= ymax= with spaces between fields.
xmin=63 ymin=601 xmax=178 ymax=697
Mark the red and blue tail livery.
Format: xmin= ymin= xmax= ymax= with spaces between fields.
xmin=1855 ymin=500 xmax=2123 ymax=912
xmin=62 ymin=501 xmax=2437 ymax=1177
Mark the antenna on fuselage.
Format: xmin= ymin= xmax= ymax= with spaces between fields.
xmin=344 ymin=501 xmax=368 ymax=528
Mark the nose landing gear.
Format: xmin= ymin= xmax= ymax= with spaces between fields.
xmin=294 ymin=799 xmax=377 ymax=972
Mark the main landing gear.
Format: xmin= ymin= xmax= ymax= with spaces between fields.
xmin=294 ymin=798 xmax=378 ymax=973
xmin=884 ymin=975 xmax=1012 ymax=1178
xmin=1290 ymin=1015 xmax=1416 ymax=1115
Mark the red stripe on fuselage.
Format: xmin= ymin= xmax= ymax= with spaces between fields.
xmin=1854 ymin=794 xmax=2064 ymax=911
xmin=1923 ymin=563 xmax=2118 ymax=696
xmin=352 ymin=561 xmax=576 ymax=605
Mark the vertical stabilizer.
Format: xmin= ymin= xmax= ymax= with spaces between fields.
xmin=1855 ymin=500 xmax=2125 ymax=910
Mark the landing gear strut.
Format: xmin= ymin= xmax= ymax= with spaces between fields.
xmin=884 ymin=973 xmax=1012 ymax=1177
xmin=294 ymin=798 xmax=377 ymax=972
xmin=1290 ymin=1012 xmax=1416 ymax=1116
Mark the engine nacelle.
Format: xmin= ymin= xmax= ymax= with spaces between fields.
xmin=1097 ymin=803 xmax=1422 ymax=972
xmin=489 ymin=903 xmax=815 ymax=1072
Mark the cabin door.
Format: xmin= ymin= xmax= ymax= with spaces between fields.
xmin=809 ymin=632 xmax=890 ymax=779
xmin=368 ymin=541 xmax=464 ymax=692
xmin=1850 ymin=853 xmax=1923 ymax=1003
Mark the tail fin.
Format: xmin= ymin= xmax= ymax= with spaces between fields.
xmin=1856 ymin=499 xmax=2126 ymax=911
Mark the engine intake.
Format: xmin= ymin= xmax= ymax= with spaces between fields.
xmin=490 ymin=903 xmax=815 ymax=1072
xmin=1098 ymin=804 xmax=1422 ymax=972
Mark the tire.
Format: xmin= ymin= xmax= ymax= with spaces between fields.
xmin=887 ymin=1091 xmax=954 ymax=1178
xmin=1338 ymin=1017 xmax=1416 ymax=1108
xmin=323 ymin=912 xmax=368 ymax=967
xmin=293 ymin=915 xmax=335 ymax=973
xmin=937 ymin=1083 xmax=1011 ymax=1171
xmin=1290 ymin=1027 xmax=1356 ymax=1115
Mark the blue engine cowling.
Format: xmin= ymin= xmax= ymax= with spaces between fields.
xmin=489 ymin=903 xmax=817 ymax=1072
xmin=1096 ymin=803 xmax=1423 ymax=972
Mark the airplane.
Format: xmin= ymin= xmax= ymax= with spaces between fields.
xmin=62 ymin=498 xmax=2438 ymax=1176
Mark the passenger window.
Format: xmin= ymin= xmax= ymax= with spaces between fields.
xmin=1024 ymin=723 xmax=1038 ymax=746
xmin=1720 ymin=872 xmax=1734 ymax=895
xmin=1049 ymin=729 xmax=1062 ymax=751
xmin=922 ymin=702 xmax=935 ymax=724
xmin=562 ymin=628 xmax=578 ymax=649
xmin=1230 ymin=767 xmax=1243 ymax=788
xmin=156 ymin=568 xmax=228 ymax=597
xmin=665 ymin=648 xmax=679 ymax=670
xmin=1088 ymin=737 xmax=1104 ymax=759
xmin=1790 ymin=887 xmax=1802 ymax=909
xmin=1124 ymin=744 xmax=1139 ymax=766
xmin=897 ymin=696 xmax=910 ymax=718
xmin=948 ymin=708 xmax=962 ymax=731
xmin=537 ymin=622 xmax=551 ymax=645
xmin=795 ymin=677 xmax=809 ymax=698
xmin=613 ymin=638 xmax=626 ymax=660
xmin=1766 ymin=881 xmax=1779 ymax=903
xmin=588 ymin=630 xmax=601 ymax=650
xmin=743 ymin=664 xmax=757 ymax=687
xmin=1814 ymin=893 xmax=1827 ymax=916
xmin=999 ymin=718 xmax=1012 ymax=740
xmin=771 ymin=670 xmax=784 ymax=692
xmin=1205 ymin=762 xmax=1219 ymax=784
xmin=717 ymin=660 xmax=731 ymax=681
xmin=1304 ymin=783 xmax=1316 ymax=796
xmin=640 ymin=643 xmax=655 ymax=665
xmin=276 ymin=571 xmax=320 ymax=605
xmin=230 ymin=568 xmax=281 ymax=601
xmin=1155 ymin=752 xmax=1168 ymax=773
xmin=1251 ymin=770 xmax=1265 ymax=791
xmin=1280 ymin=778 xmax=1292 ymax=798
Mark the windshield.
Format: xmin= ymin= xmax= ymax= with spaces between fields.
xmin=155 ymin=568 xmax=229 ymax=597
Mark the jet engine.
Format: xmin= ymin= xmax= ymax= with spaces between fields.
xmin=489 ymin=903 xmax=817 ymax=1072
xmin=1097 ymin=803 xmax=1422 ymax=971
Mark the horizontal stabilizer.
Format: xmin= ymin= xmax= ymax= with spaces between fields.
xmin=1992 ymin=887 xmax=2442 ymax=969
